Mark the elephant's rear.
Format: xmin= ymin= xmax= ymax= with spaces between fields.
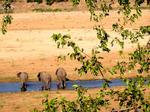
xmin=56 ymin=67 xmax=67 ymax=89
xmin=17 ymin=72 xmax=28 ymax=91
xmin=56 ymin=67 xmax=67 ymax=81
xmin=37 ymin=72 xmax=51 ymax=90
xmin=21 ymin=72 xmax=28 ymax=83
xmin=38 ymin=72 xmax=51 ymax=84
xmin=17 ymin=72 xmax=28 ymax=83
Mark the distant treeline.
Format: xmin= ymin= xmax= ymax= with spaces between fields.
xmin=0 ymin=0 xmax=149 ymax=6
xmin=0 ymin=0 xmax=68 ymax=5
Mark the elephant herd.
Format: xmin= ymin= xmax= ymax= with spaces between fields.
xmin=17 ymin=67 xmax=68 ymax=91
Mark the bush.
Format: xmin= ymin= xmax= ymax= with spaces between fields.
xmin=45 ymin=0 xmax=55 ymax=5
xmin=27 ymin=0 xmax=43 ymax=4
xmin=45 ymin=0 xmax=68 ymax=5
xmin=27 ymin=0 xmax=34 ymax=3
xmin=34 ymin=0 xmax=42 ymax=3
xmin=32 ymin=8 xmax=62 ymax=12
xmin=33 ymin=81 xmax=150 ymax=112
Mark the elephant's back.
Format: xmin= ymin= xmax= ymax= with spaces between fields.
xmin=20 ymin=72 xmax=28 ymax=82
xmin=56 ymin=67 xmax=66 ymax=79
xmin=40 ymin=72 xmax=51 ymax=83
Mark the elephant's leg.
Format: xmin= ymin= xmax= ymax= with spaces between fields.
xmin=41 ymin=85 xmax=44 ymax=90
xmin=45 ymin=83 xmax=50 ymax=90
xmin=62 ymin=80 xmax=66 ymax=89
xmin=57 ymin=81 xmax=61 ymax=89
xmin=60 ymin=80 xmax=64 ymax=89
xmin=20 ymin=82 xmax=27 ymax=91
xmin=41 ymin=84 xmax=46 ymax=90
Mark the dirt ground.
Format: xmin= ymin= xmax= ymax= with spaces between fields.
xmin=0 ymin=88 xmax=106 ymax=112
xmin=0 ymin=10 xmax=150 ymax=82
xmin=0 ymin=1 xmax=150 ymax=112
xmin=0 ymin=89 xmax=81 ymax=112
xmin=0 ymin=87 xmax=149 ymax=112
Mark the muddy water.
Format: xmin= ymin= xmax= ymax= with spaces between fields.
xmin=0 ymin=79 xmax=125 ymax=93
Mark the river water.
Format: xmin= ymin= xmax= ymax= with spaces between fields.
xmin=0 ymin=79 xmax=126 ymax=93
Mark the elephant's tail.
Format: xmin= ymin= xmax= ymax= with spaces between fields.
xmin=66 ymin=77 xmax=70 ymax=81
xmin=22 ymin=82 xmax=28 ymax=87
xmin=55 ymin=68 xmax=59 ymax=75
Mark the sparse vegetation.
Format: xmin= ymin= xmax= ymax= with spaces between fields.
xmin=45 ymin=0 xmax=54 ymax=5
xmin=32 ymin=8 xmax=62 ymax=12
xmin=0 ymin=100 xmax=5 ymax=109
xmin=27 ymin=0 xmax=43 ymax=3
xmin=1 ymin=0 xmax=13 ymax=34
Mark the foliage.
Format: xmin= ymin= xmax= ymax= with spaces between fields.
xmin=1 ymin=0 xmax=150 ymax=112
xmin=140 ymin=26 xmax=150 ymax=34
xmin=48 ymin=0 xmax=150 ymax=111
xmin=45 ymin=0 xmax=55 ymax=5
xmin=108 ymin=76 xmax=150 ymax=111
xmin=45 ymin=0 xmax=68 ymax=5
xmin=71 ymin=0 xmax=80 ymax=6
xmin=33 ymin=78 xmax=150 ymax=112
xmin=33 ymin=85 xmax=109 ymax=112
xmin=27 ymin=0 xmax=43 ymax=3
xmin=1 ymin=0 xmax=13 ymax=13
xmin=34 ymin=0 xmax=43 ymax=3
xmin=51 ymin=33 xmax=104 ymax=76
xmin=26 ymin=0 xmax=34 ymax=3
xmin=1 ymin=0 xmax=13 ymax=34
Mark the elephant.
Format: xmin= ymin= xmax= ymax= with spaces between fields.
xmin=37 ymin=71 xmax=51 ymax=90
xmin=16 ymin=72 xmax=28 ymax=91
xmin=56 ymin=67 xmax=69 ymax=89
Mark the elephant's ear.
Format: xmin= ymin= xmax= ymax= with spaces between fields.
xmin=17 ymin=72 xmax=21 ymax=78
xmin=37 ymin=72 xmax=41 ymax=81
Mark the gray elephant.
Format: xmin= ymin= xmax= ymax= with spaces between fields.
xmin=37 ymin=72 xmax=51 ymax=90
xmin=56 ymin=67 xmax=69 ymax=89
xmin=17 ymin=72 xmax=28 ymax=91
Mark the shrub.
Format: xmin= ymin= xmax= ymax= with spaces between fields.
xmin=27 ymin=0 xmax=42 ymax=4
xmin=45 ymin=0 xmax=55 ymax=5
